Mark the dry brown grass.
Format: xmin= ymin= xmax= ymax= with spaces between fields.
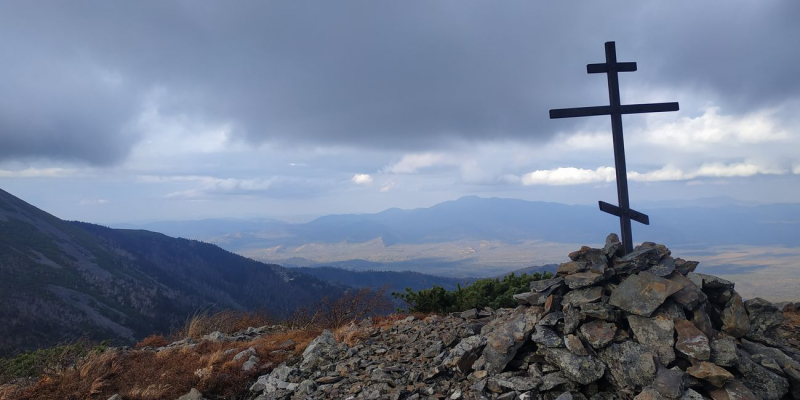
xmin=134 ymin=335 xmax=169 ymax=350
xmin=175 ymin=309 xmax=275 ymax=341
xmin=1 ymin=289 xmax=394 ymax=399
xmin=5 ymin=329 xmax=322 ymax=400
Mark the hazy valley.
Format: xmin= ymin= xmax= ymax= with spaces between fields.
xmin=120 ymin=196 xmax=800 ymax=301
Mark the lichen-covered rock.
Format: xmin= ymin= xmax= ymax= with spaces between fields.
xmin=562 ymin=286 xmax=603 ymax=307
xmin=720 ymin=293 xmax=750 ymax=338
xmin=707 ymin=381 xmax=759 ymax=400
xmin=674 ymin=320 xmax=710 ymax=361
xmin=532 ymin=325 xmax=564 ymax=348
xmin=608 ymin=272 xmax=681 ymax=317
xmin=744 ymin=297 xmax=785 ymax=344
xmin=686 ymin=361 xmax=733 ymax=388
xmin=651 ymin=368 xmax=685 ymax=399
xmin=710 ymin=336 xmax=738 ymax=367
xmin=599 ymin=342 xmax=657 ymax=394
xmin=564 ymin=334 xmax=589 ymax=356
xmin=478 ymin=306 xmax=539 ymax=374
xmin=442 ymin=335 xmax=487 ymax=374
xmin=564 ymin=271 xmax=606 ymax=290
xmin=667 ymin=272 xmax=706 ymax=310
xmin=645 ymin=256 xmax=676 ymax=277
xmin=300 ymin=330 xmax=342 ymax=370
xmin=628 ymin=315 xmax=675 ymax=366
xmin=541 ymin=348 xmax=606 ymax=385
xmin=531 ymin=277 xmax=565 ymax=293
xmin=736 ymin=348 xmax=790 ymax=400
xmin=579 ymin=320 xmax=616 ymax=349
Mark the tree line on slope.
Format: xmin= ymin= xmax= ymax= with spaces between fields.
xmin=392 ymin=271 xmax=553 ymax=313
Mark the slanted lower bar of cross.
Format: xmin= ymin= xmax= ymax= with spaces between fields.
xmin=549 ymin=41 xmax=679 ymax=254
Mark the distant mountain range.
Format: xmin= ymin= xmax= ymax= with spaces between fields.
xmin=119 ymin=196 xmax=800 ymax=249
xmin=114 ymin=196 xmax=800 ymax=279
xmin=0 ymin=188 xmax=344 ymax=355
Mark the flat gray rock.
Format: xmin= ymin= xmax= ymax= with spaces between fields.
xmin=608 ymin=272 xmax=682 ymax=317
xmin=562 ymin=286 xmax=603 ymax=307
xmin=530 ymin=276 xmax=564 ymax=293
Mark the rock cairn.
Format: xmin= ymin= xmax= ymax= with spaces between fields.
xmin=249 ymin=234 xmax=800 ymax=400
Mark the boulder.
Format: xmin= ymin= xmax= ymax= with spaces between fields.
xmin=628 ymin=315 xmax=676 ymax=366
xmin=667 ymin=272 xmax=706 ymax=310
xmin=443 ymin=335 xmax=487 ymax=374
xmin=176 ymin=388 xmax=205 ymax=400
xmin=736 ymin=348 xmax=790 ymax=400
xmin=541 ymin=348 xmax=606 ymax=385
xmin=608 ymin=272 xmax=682 ymax=317
xmin=720 ymin=293 xmax=750 ymax=338
xmin=531 ymin=277 xmax=565 ymax=293
xmin=558 ymin=260 xmax=589 ymax=276
xmin=674 ymin=259 xmax=699 ymax=275
xmin=478 ymin=306 xmax=539 ymax=374
xmin=651 ymin=368 xmax=685 ymax=399
xmin=744 ymin=298 xmax=784 ymax=344
xmin=579 ymin=320 xmax=616 ymax=349
xmin=686 ymin=362 xmax=733 ymax=388
xmin=300 ymin=330 xmax=343 ymax=370
xmin=603 ymin=233 xmax=622 ymax=257
xmin=564 ymin=271 xmax=606 ymax=290
xmin=564 ymin=334 xmax=589 ymax=356
xmin=532 ymin=325 xmax=564 ymax=348
xmin=645 ymin=256 xmax=676 ymax=277
xmin=598 ymin=342 xmax=657 ymax=394
xmin=562 ymin=286 xmax=603 ymax=307
xmin=710 ymin=336 xmax=738 ymax=367
xmin=707 ymin=381 xmax=759 ymax=400
xmin=674 ymin=320 xmax=710 ymax=361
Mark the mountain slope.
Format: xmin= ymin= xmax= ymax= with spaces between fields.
xmin=0 ymin=188 xmax=342 ymax=355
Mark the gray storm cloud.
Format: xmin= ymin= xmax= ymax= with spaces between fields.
xmin=0 ymin=1 xmax=798 ymax=165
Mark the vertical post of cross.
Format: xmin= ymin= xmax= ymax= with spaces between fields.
xmin=602 ymin=42 xmax=634 ymax=254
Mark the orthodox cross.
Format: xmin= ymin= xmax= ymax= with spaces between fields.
xmin=549 ymin=41 xmax=679 ymax=254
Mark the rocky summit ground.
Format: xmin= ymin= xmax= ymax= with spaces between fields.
xmin=4 ymin=234 xmax=800 ymax=400
xmin=243 ymin=235 xmax=800 ymax=400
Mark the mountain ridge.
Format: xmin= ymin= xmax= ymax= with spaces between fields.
xmin=0 ymin=188 xmax=344 ymax=355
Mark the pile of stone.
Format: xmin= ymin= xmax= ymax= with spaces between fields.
xmin=248 ymin=234 xmax=800 ymax=400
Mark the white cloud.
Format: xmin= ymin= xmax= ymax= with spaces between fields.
xmin=0 ymin=167 xmax=74 ymax=178
xmin=521 ymin=163 xmax=785 ymax=186
xmin=79 ymin=199 xmax=109 ymax=206
xmin=380 ymin=182 xmax=396 ymax=193
xmin=385 ymin=152 xmax=452 ymax=174
xmin=351 ymin=174 xmax=373 ymax=185
xmin=793 ymin=165 xmax=800 ymax=175
xmin=643 ymin=107 xmax=788 ymax=149
xmin=522 ymin=167 xmax=616 ymax=186
xmin=141 ymin=174 xmax=282 ymax=198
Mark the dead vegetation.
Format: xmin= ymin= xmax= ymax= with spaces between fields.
xmin=0 ymin=287 xmax=395 ymax=400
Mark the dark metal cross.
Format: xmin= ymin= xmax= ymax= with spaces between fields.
xmin=549 ymin=41 xmax=679 ymax=254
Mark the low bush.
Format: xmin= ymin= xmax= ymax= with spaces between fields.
xmin=392 ymin=271 xmax=553 ymax=313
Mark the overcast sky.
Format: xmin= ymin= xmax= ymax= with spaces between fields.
xmin=1 ymin=1 xmax=799 ymax=223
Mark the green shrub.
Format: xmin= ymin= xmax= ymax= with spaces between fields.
xmin=0 ymin=340 xmax=108 ymax=384
xmin=392 ymin=271 xmax=553 ymax=313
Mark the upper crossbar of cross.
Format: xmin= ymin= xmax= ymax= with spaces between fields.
xmin=549 ymin=41 xmax=679 ymax=254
